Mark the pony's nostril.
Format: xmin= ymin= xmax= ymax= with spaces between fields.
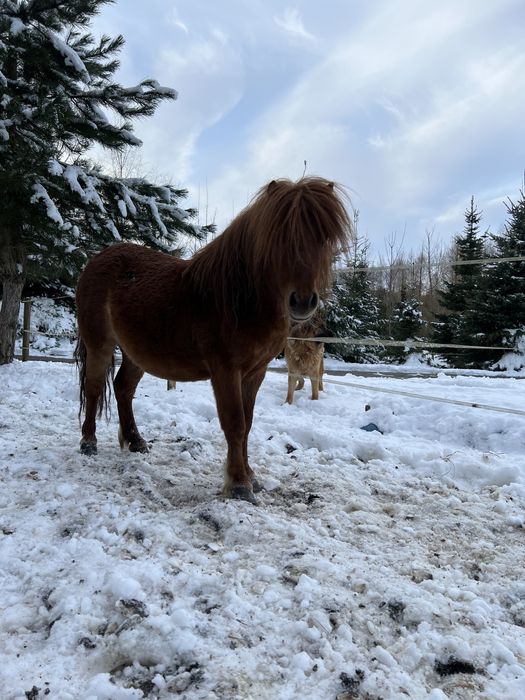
xmin=289 ymin=291 xmax=318 ymax=317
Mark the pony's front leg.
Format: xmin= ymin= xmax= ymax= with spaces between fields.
xmin=242 ymin=367 xmax=267 ymax=493
xmin=211 ymin=368 xmax=256 ymax=504
xmin=309 ymin=374 xmax=320 ymax=400
xmin=285 ymin=372 xmax=297 ymax=404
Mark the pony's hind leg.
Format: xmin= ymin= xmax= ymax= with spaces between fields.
xmin=80 ymin=344 xmax=115 ymax=455
xmin=114 ymin=353 xmax=148 ymax=453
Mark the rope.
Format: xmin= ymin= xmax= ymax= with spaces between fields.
xmin=338 ymin=255 xmax=525 ymax=275
xmin=288 ymin=336 xmax=510 ymax=351
xmin=25 ymin=329 xmax=511 ymax=352
xmin=268 ymin=369 xmax=525 ymax=417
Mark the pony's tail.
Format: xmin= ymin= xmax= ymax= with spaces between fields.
xmin=74 ymin=336 xmax=114 ymax=421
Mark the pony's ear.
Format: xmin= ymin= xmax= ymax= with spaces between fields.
xmin=327 ymin=181 xmax=335 ymax=190
xmin=267 ymin=180 xmax=278 ymax=194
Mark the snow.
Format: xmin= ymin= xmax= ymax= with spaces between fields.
xmin=0 ymin=117 xmax=12 ymax=140
xmin=120 ymin=129 xmax=142 ymax=147
xmin=495 ymin=335 xmax=525 ymax=372
xmin=15 ymin=298 xmax=75 ymax=357
xmin=63 ymin=166 xmax=105 ymax=211
xmin=45 ymin=29 xmax=90 ymax=83
xmin=1 ymin=355 xmax=525 ymax=699
xmin=30 ymin=184 xmax=64 ymax=226
xmin=147 ymin=81 xmax=178 ymax=99
xmin=121 ymin=188 xmax=137 ymax=217
xmin=106 ymin=219 xmax=122 ymax=240
xmin=48 ymin=159 xmax=64 ymax=177
xmin=9 ymin=18 xmax=25 ymax=36
xmin=117 ymin=199 xmax=128 ymax=218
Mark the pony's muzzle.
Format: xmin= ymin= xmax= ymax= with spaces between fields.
xmin=289 ymin=291 xmax=319 ymax=321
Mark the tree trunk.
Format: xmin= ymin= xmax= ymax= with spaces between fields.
xmin=0 ymin=245 xmax=26 ymax=364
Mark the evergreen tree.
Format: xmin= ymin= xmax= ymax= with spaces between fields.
xmin=433 ymin=197 xmax=486 ymax=367
xmin=469 ymin=188 xmax=525 ymax=368
xmin=0 ymin=0 xmax=210 ymax=363
xmin=386 ymin=287 xmax=425 ymax=363
xmin=324 ymin=228 xmax=382 ymax=363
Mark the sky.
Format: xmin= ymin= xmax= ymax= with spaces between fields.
xmin=93 ymin=0 xmax=525 ymax=258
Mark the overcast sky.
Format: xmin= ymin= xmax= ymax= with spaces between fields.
xmin=94 ymin=0 xmax=525 ymax=258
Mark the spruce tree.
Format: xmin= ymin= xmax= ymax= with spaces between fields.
xmin=433 ymin=197 xmax=486 ymax=367
xmin=387 ymin=287 xmax=425 ymax=363
xmin=470 ymin=188 xmax=525 ymax=368
xmin=0 ymin=0 xmax=209 ymax=364
xmin=324 ymin=229 xmax=382 ymax=363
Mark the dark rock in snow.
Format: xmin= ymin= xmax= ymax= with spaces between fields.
xmin=360 ymin=422 xmax=383 ymax=433
xmin=435 ymin=656 xmax=477 ymax=676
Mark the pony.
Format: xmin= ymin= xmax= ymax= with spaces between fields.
xmin=285 ymin=314 xmax=327 ymax=404
xmin=75 ymin=177 xmax=352 ymax=504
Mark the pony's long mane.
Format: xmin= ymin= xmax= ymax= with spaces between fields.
xmin=185 ymin=177 xmax=352 ymax=320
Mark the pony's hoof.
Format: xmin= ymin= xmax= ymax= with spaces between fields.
xmin=230 ymin=486 xmax=258 ymax=505
xmin=251 ymin=478 xmax=264 ymax=493
xmin=129 ymin=441 xmax=149 ymax=453
xmin=80 ymin=442 xmax=97 ymax=456
xmin=119 ymin=427 xmax=149 ymax=453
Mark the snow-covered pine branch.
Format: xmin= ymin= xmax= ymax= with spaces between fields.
xmin=0 ymin=0 xmax=213 ymax=364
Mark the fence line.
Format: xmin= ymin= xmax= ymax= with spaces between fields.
xmin=25 ymin=327 xmax=510 ymax=353
xmin=337 ymin=255 xmax=525 ymax=275
xmin=268 ymin=369 xmax=525 ymax=417
xmin=22 ymin=324 xmax=510 ymax=354
xmin=288 ymin=336 xmax=510 ymax=351
xmin=19 ymin=243 xmax=523 ymax=363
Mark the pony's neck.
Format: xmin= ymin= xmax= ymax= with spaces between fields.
xmin=186 ymin=228 xmax=282 ymax=326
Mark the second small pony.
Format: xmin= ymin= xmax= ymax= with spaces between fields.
xmin=285 ymin=315 xmax=327 ymax=404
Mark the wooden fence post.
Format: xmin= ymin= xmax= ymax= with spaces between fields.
xmin=22 ymin=299 xmax=31 ymax=361
xmin=167 ymin=380 xmax=176 ymax=390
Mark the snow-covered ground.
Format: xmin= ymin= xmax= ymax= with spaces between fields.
xmin=1 ymin=359 xmax=525 ymax=700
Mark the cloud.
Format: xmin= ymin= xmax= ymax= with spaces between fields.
xmin=192 ymin=0 xmax=525 ymax=251
xmin=432 ymin=181 xmax=520 ymax=236
xmin=133 ymin=27 xmax=245 ymax=185
xmin=172 ymin=20 xmax=189 ymax=34
xmin=274 ymin=8 xmax=316 ymax=43
xmin=90 ymin=0 xmax=525 ymax=254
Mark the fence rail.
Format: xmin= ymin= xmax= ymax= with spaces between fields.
xmin=337 ymin=255 xmax=525 ymax=275
xmin=289 ymin=336 xmax=510 ymax=351
xmin=19 ymin=305 xmax=512 ymax=361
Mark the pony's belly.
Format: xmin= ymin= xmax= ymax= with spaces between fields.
xmin=132 ymin=354 xmax=210 ymax=383
xmin=150 ymin=365 xmax=210 ymax=382
xmin=117 ymin=339 xmax=210 ymax=383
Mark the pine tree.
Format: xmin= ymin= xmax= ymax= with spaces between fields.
xmin=0 ymin=0 xmax=210 ymax=363
xmin=386 ymin=287 xmax=425 ymax=363
xmin=433 ymin=197 xmax=486 ymax=367
xmin=324 ymin=227 xmax=382 ymax=363
xmin=470 ymin=187 xmax=525 ymax=368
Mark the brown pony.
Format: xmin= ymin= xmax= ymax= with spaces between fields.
xmin=75 ymin=177 xmax=351 ymax=503
xmin=285 ymin=314 xmax=327 ymax=404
